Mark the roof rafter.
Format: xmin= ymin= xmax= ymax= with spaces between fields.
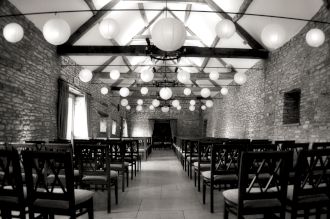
xmin=138 ymin=3 xmax=149 ymax=27
xmin=122 ymin=0 xmax=206 ymax=3
xmin=324 ymin=0 xmax=330 ymax=9
xmin=83 ymin=0 xmax=97 ymax=15
xmin=201 ymin=36 xmax=220 ymax=71
xmin=233 ymin=0 xmax=253 ymax=22
xmin=184 ymin=4 xmax=192 ymax=25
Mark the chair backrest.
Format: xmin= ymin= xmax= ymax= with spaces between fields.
xmin=281 ymin=143 xmax=309 ymax=170
xmin=312 ymin=142 xmax=330 ymax=150
xmin=274 ymin=140 xmax=295 ymax=150
xmin=238 ymin=151 xmax=292 ymax=212
xmin=43 ymin=143 xmax=72 ymax=153
xmin=108 ymin=140 xmax=125 ymax=164
xmin=22 ymin=150 xmax=75 ymax=208
xmin=249 ymin=140 xmax=277 ymax=152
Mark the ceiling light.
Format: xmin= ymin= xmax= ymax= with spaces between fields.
xmin=3 ymin=23 xmax=24 ymax=43
xmin=141 ymin=87 xmax=148 ymax=95
xmin=161 ymin=106 xmax=169 ymax=113
xmin=126 ymin=105 xmax=131 ymax=110
xmin=137 ymin=99 xmax=143 ymax=105
xmin=79 ymin=69 xmax=93 ymax=83
xmin=172 ymin=100 xmax=180 ymax=108
xmin=190 ymin=100 xmax=196 ymax=106
xmin=221 ymin=87 xmax=228 ymax=95
xmin=215 ymin=19 xmax=236 ymax=39
xmin=149 ymin=105 xmax=155 ymax=110
xmin=201 ymin=88 xmax=211 ymax=98
xmin=152 ymin=99 xmax=160 ymax=107
xmin=261 ymin=23 xmax=286 ymax=50
xmin=119 ymin=87 xmax=130 ymax=97
xmin=201 ymin=105 xmax=206 ymax=110
xmin=177 ymin=70 xmax=190 ymax=84
xmin=141 ymin=69 xmax=154 ymax=82
xmin=110 ymin=69 xmax=120 ymax=80
xmin=151 ymin=18 xmax=186 ymax=52
xmin=206 ymin=100 xmax=214 ymax=108
xmin=184 ymin=88 xmax=191 ymax=96
xmin=136 ymin=105 xmax=142 ymax=112
xmin=101 ymin=87 xmax=108 ymax=95
xmin=189 ymin=105 xmax=195 ymax=111
xmin=121 ymin=99 xmax=128 ymax=107
xmin=234 ymin=72 xmax=247 ymax=85
xmin=306 ymin=28 xmax=325 ymax=47
xmin=159 ymin=87 xmax=172 ymax=100
xmin=43 ymin=18 xmax=71 ymax=45
xmin=99 ymin=18 xmax=119 ymax=39
xmin=177 ymin=105 xmax=182 ymax=110
xmin=209 ymin=71 xmax=219 ymax=80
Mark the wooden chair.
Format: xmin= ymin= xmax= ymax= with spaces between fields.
xmin=194 ymin=139 xmax=212 ymax=192
xmin=312 ymin=142 xmax=330 ymax=150
xmin=123 ymin=139 xmax=138 ymax=180
xmin=0 ymin=149 xmax=26 ymax=219
xmin=286 ymin=149 xmax=330 ymax=219
xmin=223 ymin=151 xmax=292 ymax=219
xmin=186 ymin=139 xmax=199 ymax=179
xmin=22 ymin=150 xmax=94 ymax=219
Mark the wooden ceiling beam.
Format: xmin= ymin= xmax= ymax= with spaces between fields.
xmin=122 ymin=0 xmax=206 ymax=3
xmin=83 ymin=0 xmax=97 ymax=15
xmin=93 ymin=56 xmax=117 ymax=72
xmin=138 ymin=3 xmax=149 ymax=27
xmin=201 ymin=36 xmax=220 ymax=71
xmin=184 ymin=4 xmax=192 ymax=25
xmin=233 ymin=0 xmax=253 ymax=22
xmin=110 ymin=86 xmax=221 ymax=92
xmin=324 ymin=0 xmax=330 ymax=9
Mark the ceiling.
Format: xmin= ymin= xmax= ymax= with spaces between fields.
xmin=9 ymin=0 xmax=324 ymax=98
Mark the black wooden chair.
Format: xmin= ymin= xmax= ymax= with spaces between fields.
xmin=194 ymin=139 xmax=212 ymax=192
xmin=0 ymin=149 xmax=26 ymax=219
xmin=223 ymin=151 xmax=292 ymax=219
xmin=22 ymin=150 xmax=94 ymax=219
xmin=286 ymin=149 xmax=330 ymax=219
xmin=312 ymin=142 xmax=330 ymax=150
xmin=186 ymin=139 xmax=199 ymax=179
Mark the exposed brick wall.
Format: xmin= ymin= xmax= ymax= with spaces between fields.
xmin=0 ymin=1 xmax=125 ymax=142
xmin=204 ymin=6 xmax=330 ymax=142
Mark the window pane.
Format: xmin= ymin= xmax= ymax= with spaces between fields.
xmin=66 ymin=96 xmax=74 ymax=140
xmin=73 ymin=96 xmax=88 ymax=139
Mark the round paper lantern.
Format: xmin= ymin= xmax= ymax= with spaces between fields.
xmin=184 ymin=88 xmax=192 ymax=96
xmin=201 ymin=105 xmax=206 ymax=110
xmin=261 ymin=23 xmax=286 ymax=50
xmin=177 ymin=70 xmax=190 ymax=84
xmin=215 ymin=19 xmax=236 ymax=39
xmin=137 ymin=99 xmax=143 ymax=105
xmin=172 ymin=100 xmax=180 ymax=108
xmin=126 ymin=105 xmax=131 ymax=110
xmin=234 ymin=72 xmax=247 ymax=85
xmin=206 ymin=100 xmax=214 ymax=108
xmin=221 ymin=87 xmax=228 ymax=95
xmin=209 ymin=71 xmax=219 ymax=80
xmin=177 ymin=105 xmax=182 ymax=110
xmin=101 ymin=87 xmax=108 ymax=95
xmin=141 ymin=69 xmax=154 ymax=82
xmin=110 ymin=69 xmax=120 ymax=80
xmin=189 ymin=105 xmax=195 ymax=111
xmin=149 ymin=105 xmax=155 ymax=110
xmin=152 ymin=99 xmax=160 ymax=107
xmin=121 ymin=99 xmax=128 ymax=107
xmin=159 ymin=87 xmax=173 ymax=100
xmin=99 ymin=18 xmax=119 ymax=39
xmin=201 ymin=88 xmax=211 ymax=98
xmin=306 ymin=28 xmax=325 ymax=48
xmin=79 ymin=69 xmax=93 ymax=82
xmin=141 ymin=87 xmax=148 ymax=95
xmin=190 ymin=100 xmax=196 ymax=106
xmin=3 ymin=23 xmax=24 ymax=43
xmin=43 ymin=18 xmax=71 ymax=45
xmin=119 ymin=87 xmax=130 ymax=97
xmin=136 ymin=105 xmax=142 ymax=112
xmin=161 ymin=106 xmax=169 ymax=113
xmin=151 ymin=18 xmax=186 ymax=52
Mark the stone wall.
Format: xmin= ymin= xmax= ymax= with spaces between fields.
xmin=204 ymin=5 xmax=330 ymax=142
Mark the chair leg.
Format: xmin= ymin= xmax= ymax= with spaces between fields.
xmin=115 ymin=179 xmax=119 ymax=204
xmin=224 ymin=203 xmax=229 ymax=219
xmin=131 ymin=164 xmax=133 ymax=180
xmin=29 ymin=211 xmax=35 ymax=219
xmin=107 ymin=184 xmax=111 ymax=213
xmin=202 ymin=180 xmax=206 ymax=204
xmin=19 ymin=209 xmax=25 ymax=219
xmin=291 ymin=208 xmax=297 ymax=219
xmin=122 ymin=171 xmax=125 ymax=192
xmin=198 ymin=170 xmax=201 ymax=192
xmin=304 ymin=209 xmax=309 ymax=219
xmin=210 ymin=183 xmax=214 ymax=213
xmin=126 ymin=168 xmax=129 ymax=187
xmin=134 ymin=162 xmax=137 ymax=176
xmin=316 ymin=208 xmax=321 ymax=219
xmin=194 ymin=170 xmax=197 ymax=187
xmin=88 ymin=198 xmax=94 ymax=219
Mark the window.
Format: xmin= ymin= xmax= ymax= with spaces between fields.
xmin=122 ymin=118 xmax=128 ymax=137
xmin=112 ymin=120 xmax=117 ymax=135
xmin=283 ymin=89 xmax=301 ymax=124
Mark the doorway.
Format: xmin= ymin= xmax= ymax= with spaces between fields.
xmin=152 ymin=120 xmax=172 ymax=149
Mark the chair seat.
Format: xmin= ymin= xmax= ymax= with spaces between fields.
xmin=187 ymin=157 xmax=198 ymax=162
xmin=223 ymin=188 xmax=281 ymax=209
xmin=202 ymin=171 xmax=238 ymax=182
xmin=193 ymin=162 xmax=211 ymax=170
xmin=81 ymin=171 xmax=118 ymax=182
xmin=0 ymin=186 xmax=27 ymax=204
xmin=111 ymin=162 xmax=129 ymax=170
xmin=33 ymin=188 xmax=94 ymax=210
xmin=286 ymin=185 xmax=329 ymax=205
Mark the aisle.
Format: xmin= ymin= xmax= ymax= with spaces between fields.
xmin=93 ymin=149 xmax=224 ymax=219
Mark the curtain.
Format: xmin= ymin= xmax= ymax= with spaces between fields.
xmin=57 ymin=79 xmax=69 ymax=140
xmin=85 ymin=93 xmax=92 ymax=138
xmin=148 ymin=119 xmax=155 ymax=137
xmin=170 ymin=119 xmax=177 ymax=138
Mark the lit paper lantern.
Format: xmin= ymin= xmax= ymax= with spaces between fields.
xmin=209 ymin=71 xmax=219 ymax=80
xmin=189 ymin=105 xmax=195 ymax=111
xmin=159 ymin=87 xmax=172 ymax=100
xmin=161 ymin=106 xmax=169 ymax=113
xmin=141 ymin=87 xmax=148 ymax=95
xmin=190 ymin=100 xmax=196 ymax=106
xmin=152 ymin=99 xmax=160 ymax=107
xmin=3 ymin=23 xmax=24 ymax=43
xmin=126 ymin=105 xmax=131 ymax=110
xmin=206 ymin=100 xmax=214 ymax=108
xmin=141 ymin=69 xmax=154 ymax=82
xmin=177 ymin=70 xmax=190 ymax=84
xmin=184 ymin=88 xmax=191 ymax=96
xmin=234 ymin=72 xmax=247 ymax=85
xmin=119 ymin=87 xmax=130 ymax=97
xmin=172 ymin=100 xmax=180 ymax=108
xmin=201 ymin=88 xmax=211 ymax=98
xmin=79 ymin=69 xmax=93 ymax=82
xmin=99 ymin=18 xmax=119 ymax=39
xmin=121 ymin=99 xmax=128 ymax=107
xmin=215 ymin=19 xmax=236 ymax=39
xmin=149 ymin=105 xmax=155 ymax=110
xmin=110 ymin=69 xmax=120 ymax=80
xmin=43 ymin=18 xmax=71 ymax=45
xmin=177 ymin=105 xmax=182 ymax=110
xmin=306 ymin=28 xmax=325 ymax=48
xmin=136 ymin=105 xmax=143 ymax=112
xmin=137 ymin=99 xmax=143 ymax=105
xmin=221 ymin=87 xmax=228 ymax=95
xmin=261 ymin=23 xmax=286 ymax=50
xmin=151 ymin=18 xmax=186 ymax=52
xmin=201 ymin=105 xmax=206 ymax=110
xmin=101 ymin=87 xmax=108 ymax=95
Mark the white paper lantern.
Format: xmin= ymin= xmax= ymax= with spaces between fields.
xmin=209 ymin=71 xmax=219 ymax=80
xmin=206 ymin=100 xmax=214 ymax=108
xmin=177 ymin=70 xmax=190 ymax=84
xmin=79 ymin=69 xmax=93 ymax=82
xmin=3 ymin=23 xmax=24 ymax=43
xmin=99 ymin=18 xmax=119 ymax=39
xmin=141 ymin=87 xmax=148 ymax=95
xmin=221 ymin=87 xmax=228 ymax=95
xmin=121 ymin=99 xmax=128 ymax=107
xmin=119 ymin=87 xmax=130 ymax=97
xmin=43 ymin=18 xmax=71 ymax=45
xmin=190 ymin=100 xmax=196 ymax=106
xmin=101 ymin=87 xmax=108 ymax=95
xmin=201 ymin=88 xmax=211 ymax=98
xmin=215 ymin=19 xmax=236 ymax=39
xmin=184 ymin=88 xmax=192 ymax=96
xmin=177 ymin=105 xmax=182 ymax=110
xmin=234 ymin=72 xmax=247 ymax=85
xmin=137 ymin=99 xmax=143 ymax=105
xmin=149 ymin=105 xmax=155 ymax=110
xmin=126 ymin=105 xmax=131 ymax=110
xmin=110 ymin=69 xmax=120 ymax=80
xmin=136 ymin=105 xmax=143 ymax=112
xmin=189 ymin=105 xmax=195 ymax=111
xmin=306 ymin=28 xmax=325 ymax=48
xmin=159 ymin=87 xmax=173 ymax=100
xmin=152 ymin=99 xmax=160 ymax=107
xmin=141 ymin=69 xmax=154 ymax=82
xmin=261 ymin=23 xmax=286 ymax=50
xmin=172 ymin=100 xmax=180 ymax=108
xmin=201 ymin=105 xmax=206 ymax=110
xmin=161 ymin=106 xmax=170 ymax=113
xmin=151 ymin=18 xmax=186 ymax=52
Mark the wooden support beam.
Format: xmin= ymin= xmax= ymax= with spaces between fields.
xmin=83 ymin=0 xmax=97 ymax=15
xmin=132 ymin=35 xmax=202 ymax=41
xmin=122 ymin=0 xmax=206 ymax=3
xmin=111 ymin=79 xmax=124 ymax=87
xmin=94 ymin=56 xmax=117 ymax=72
xmin=201 ymin=36 xmax=220 ymax=70
xmin=111 ymin=86 xmax=220 ymax=92
xmin=184 ymin=4 xmax=192 ymax=25
xmin=324 ymin=0 xmax=330 ymax=9
xmin=233 ymin=0 xmax=253 ymax=22
xmin=138 ymin=3 xmax=149 ymax=26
